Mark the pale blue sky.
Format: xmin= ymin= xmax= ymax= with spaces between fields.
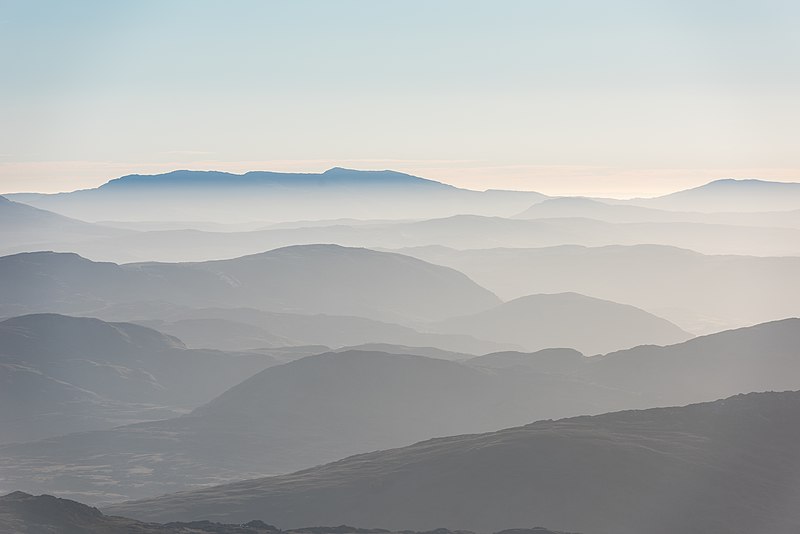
xmin=1 ymin=0 xmax=798 ymax=196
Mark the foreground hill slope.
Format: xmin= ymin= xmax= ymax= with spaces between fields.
xmin=108 ymin=391 xmax=800 ymax=534
xmin=0 ymin=492 xmax=578 ymax=534
xmin=0 ymin=350 xmax=636 ymax=502
xmin=2 ymin=319 xmax=798 ymax=503
xmin=432 ymin=292 xmax=691 ymax=354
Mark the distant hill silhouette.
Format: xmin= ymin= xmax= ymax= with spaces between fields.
xmin=515 ymin=196 xmax=800 ymax=227
xmin=0 ymin=245 xmax=500 ymax=324
xmin=124 ymin=306 xmax=513 ymax=354
xmin=431 ymin=292 xmax=691 ymax=354
xmin=399 ymin=244 xmax=800 ymax=333
xmin=15 ymin=212 xmax=800 ymax=263
xmin=0 ymin=194 xmax=126 ymax=250
xmin=631 ymin=178 xmax=800 ymax=212
xmin=107 ymin=391 xmax=800 ymax=534
xmin=0 ymin=313 xmax=277 ymax=444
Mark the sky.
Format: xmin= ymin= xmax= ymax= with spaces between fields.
xmin=1 ymin=0 xmax=799 ymax=197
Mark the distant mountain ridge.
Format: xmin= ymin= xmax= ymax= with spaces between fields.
xmin=0 ymin=245 xmax=500 ymax=325
xmin=0 ymin=194 xmax=126 ymax=249
xmin=629 ymin=178 xmax=800 ymax=212
xmin=100 ymin=168 xmax=453 ymax=189
xmin=6 ymin=168 xmax=547 ymax=222
xmin=398 ymin=244 xmax=800 ymax=333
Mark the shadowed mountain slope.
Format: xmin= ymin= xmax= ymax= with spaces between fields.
xmin=0 ymin=350 xmax=640 ymax=503
xmin=0 ymin=492 xmax=579 ymax=534
xmin=0 ymin=195 xmax=127 ymax=249
xmin=2 ymin=319 xmax=798 ymax=503
xmin=107 ymin=391 xmax=800 ymax=534
xmin=0 ymin=314 xmax=278 ymax=444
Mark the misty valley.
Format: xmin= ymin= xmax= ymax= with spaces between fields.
xmin=0 ymin=169 xmax=799 ymax=534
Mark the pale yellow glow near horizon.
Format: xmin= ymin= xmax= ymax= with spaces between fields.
xmin=1 ymin=160 xmax=798 ymax=199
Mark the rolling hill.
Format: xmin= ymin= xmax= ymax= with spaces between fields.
xmin=0 ymin=245 xmax=501 ymax=325
xmin=398 ymin=244 xmax=800 ymax=333
xmin=0 ymin=195 xmax=127 ymax=250
xmin=431 ymin=292 xmax=691 ymax=354
xmin=0 ymin=314 xmax=278 ymax=444
xmin=629 ymin=178 xmax=800 ymax=212
xmin=2 ymin=319 xmax=798 ymax=503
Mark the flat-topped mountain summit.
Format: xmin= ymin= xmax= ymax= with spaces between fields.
xmin=7 ymin=168 xmax=546 ymax=222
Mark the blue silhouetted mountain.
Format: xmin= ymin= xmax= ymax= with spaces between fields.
xmin=3 ymin=319 xmax=799 ymax=504
xmin=431 ymin=292 xmax=692 ymax=354
xmin=6 ymin=168 xmax=546 ymax=222
xmin=0 ymin=245 xmax=500 ymax=324
xmin=105 ymin=390 xmax=800 ymax=534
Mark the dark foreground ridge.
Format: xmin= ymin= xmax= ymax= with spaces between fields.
xmin=107 ymin=390 xmax=800 ymax=534
xmin=0 ymin=491 xmax=577 ymax=534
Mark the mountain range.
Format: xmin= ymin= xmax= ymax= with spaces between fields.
xmin=106 ymin=390 xmax=800 ymax=534
xmin=515 ymin=195 xmax=800 ymax=227
xmin=1 ymin=318 xmax=797 ymax=503
xmin=7 ymin=212 xmax=800 ymax=263
xmin=0 ymin=194 xmax=127 ymax=250
xmin=0 ymin=245 xmax=500 ymax=325
xmin=398 ymin=243 xmax=800 ymax=333
xmin=6 ymin=168 xmax=546 ymax=222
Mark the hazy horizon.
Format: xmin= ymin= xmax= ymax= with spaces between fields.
xmin=2 ymin=0 xmax=800 ymax=197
